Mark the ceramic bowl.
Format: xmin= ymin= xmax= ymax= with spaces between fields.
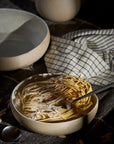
xmin=35 ymin=0 xmax=81 ymax=22
xmin=10 ymin=73 xmax=98 ymax=136
xmin=0 ymin=8 xmax=50 ymax=71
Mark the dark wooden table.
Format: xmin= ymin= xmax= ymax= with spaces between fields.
xmin=0 ymin=0 xmax=114 ymax=144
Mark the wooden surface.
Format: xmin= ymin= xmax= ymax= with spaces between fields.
xmin=0 ymin=0 xmax=114 ymax=144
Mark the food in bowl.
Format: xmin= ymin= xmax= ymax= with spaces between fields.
xmin=13 ymin=74 xmax=95 ymax=122
xmin=11 ymin=73 xmax=98 ymax=135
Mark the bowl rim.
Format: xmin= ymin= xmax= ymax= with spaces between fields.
xmin=0 ymin=8 xmax=50 ymax=58
xmin=10 ymin=73 xmax=99 ymax=125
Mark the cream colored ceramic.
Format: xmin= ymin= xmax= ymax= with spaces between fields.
xmin=0 ymin=8 xmax=50 ymax=71
xmin=35 ymin=0 xmax=81 ymax=22
xmin=10 ymin=73 xmax=99 ymax=136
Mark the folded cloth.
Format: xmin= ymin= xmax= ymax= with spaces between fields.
xmin=44 ymin=29 xmax=114 ymax=85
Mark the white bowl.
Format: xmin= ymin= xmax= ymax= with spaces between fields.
xmin=35 ymin=0 xmax=81 ymax=22
xmin=10 ymin=73 xmax=98 ymax=136
xmin=0 ymin=8 xmax=50 ymax=71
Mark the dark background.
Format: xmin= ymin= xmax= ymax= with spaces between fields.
xmin=10 ymin=0 xmax=114 ymax=28
xmin=78 ymin=0 xmax=114 ymax=28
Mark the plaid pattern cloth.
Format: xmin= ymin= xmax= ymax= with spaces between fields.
xmin=44 ymin=29 xmax=114 ymax=85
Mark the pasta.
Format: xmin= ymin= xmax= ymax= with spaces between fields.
xmin=16 ymin=75 xmax=93 ymax=122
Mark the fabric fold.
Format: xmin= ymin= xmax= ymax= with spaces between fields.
xmin=44 ymin=29 xmax=114 ymax=85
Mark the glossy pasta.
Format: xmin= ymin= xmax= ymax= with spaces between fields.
xmin=17 ymin=75 xmax=93 ymax=122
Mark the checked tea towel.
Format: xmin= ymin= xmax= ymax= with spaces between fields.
xmin=44 ymin=29 xmax=114 ymax=85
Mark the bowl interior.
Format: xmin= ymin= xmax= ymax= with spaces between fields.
xmin=0 ymin=9 xmax=48 ymax=57
xmin=12 ymin=74 xmax=98 ymax=121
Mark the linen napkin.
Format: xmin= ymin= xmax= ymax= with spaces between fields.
xmin=44 ymin=29 xmax=114 ymax=85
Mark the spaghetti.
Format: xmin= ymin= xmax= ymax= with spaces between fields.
xmin=16 ymin=75 xmax=93 ymax=122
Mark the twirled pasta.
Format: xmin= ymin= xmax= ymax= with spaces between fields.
xmin=16 ymin=75 xmax=93 ymax=122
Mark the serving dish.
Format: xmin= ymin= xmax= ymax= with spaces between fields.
xmin=0 ymin=8 xmax=50 ymax=71
xmin=10 ymin=73 xmax=98 ymax=136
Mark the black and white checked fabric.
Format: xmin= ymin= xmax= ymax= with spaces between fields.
xmin=44 ymin=29 xmax=114 ymax=85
